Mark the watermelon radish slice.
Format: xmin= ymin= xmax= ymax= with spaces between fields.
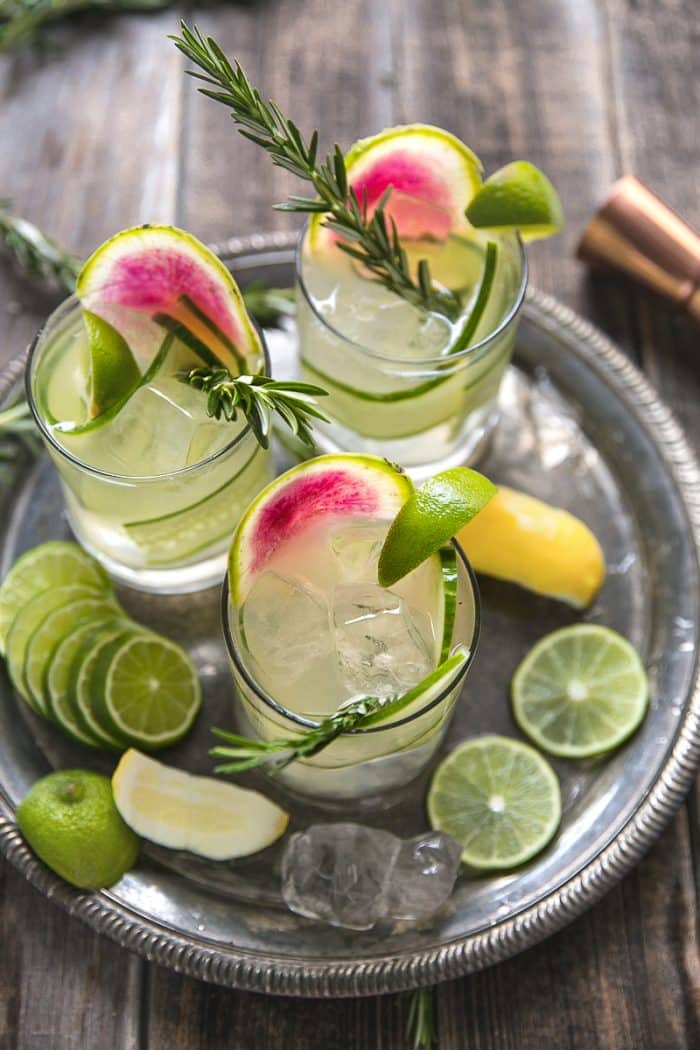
xmin=309 ymin=124 xmax=483 ymax=252
xmin=228 ymin=454 xmax=413 ymax=603
xmin=76 ymin=225 xmax=263 ymax=378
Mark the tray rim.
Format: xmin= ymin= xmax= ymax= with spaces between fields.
xmin=1 ymin=230 xmax=699 ymax=998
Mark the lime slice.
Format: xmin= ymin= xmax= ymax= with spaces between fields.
xmin=378 ymin=467 xmax=496 ymax=587
xmin=71 ymin=626 xmax=136 ymax=750
xmin=83 ymin=308 xmax=141 ymax=419
xmin=428 ymin=735 xmax=561 ymax=869
xmin=5 ymin=584 xmax=105 ymax=704
xmin=24 ymin=596 xmax=120 ymax=716
xmin=92 ymin=634 xmax=201 ymax=750
xmin=0 ymin=541 xmax=111 ymax=655
xmin=511 ymin=625 xmax=648 ymax=758
xmin=45 ymin=620 xmax=125 ymax=747
xmin=465 ymin=161 xmax=564 ymax=242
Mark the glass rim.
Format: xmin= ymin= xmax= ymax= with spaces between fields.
xmin=25 ymin=294 xmax=271 ymax=483
xmin=295 ymin=223 xmax=528 ymax=367
xmin=221 ymin=537 xmax=481 ymax=735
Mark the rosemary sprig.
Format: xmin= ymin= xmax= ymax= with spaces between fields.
xmin=171 ymin=23 xmax=462 ymax=321
xmin=179 ymin=367 xmax=328 ymax=450
xmin=0 ymin=0 xmax=171 ymax=53
xmin=406 ymin=989 xmax=437 ymax=1050
xmin=0 ymin=201 xmax=81 ymax=292
xmin=211 ymin=694 xmax=387 ymax=774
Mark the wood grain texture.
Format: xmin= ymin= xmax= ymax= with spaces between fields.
xmin=0 ymin=0 xmax=699 ymax=1047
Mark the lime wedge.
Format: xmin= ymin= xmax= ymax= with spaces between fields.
xmin=5 ymin=584 xmax=105 ymax=704
xmin=428 ymin=735 xmax=561 ymax=869
xmin=511 ymin=625 xmax=648 ymax=758
xmin=465 ymin=161 xmax=564 ymax=242
xmin=46 ymin=620 xmax=124 ymax=747
xmin=377 ymin=467 xmax=496 ymax=588
xmin=0 ymin=541 xmax=111 ymax=655
xmin=24 ymin=596 xmax=120 ymax=716
xmin=83 ymin=308 xmax=141 ymax=419
xmin=92 ymin=633 xmax=201 ymax=750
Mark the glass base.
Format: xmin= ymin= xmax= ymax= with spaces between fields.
xmin=66 ymin=510 xmax=228 ymax=594
xmin=310 ymin=403 xmax=500 ymax=483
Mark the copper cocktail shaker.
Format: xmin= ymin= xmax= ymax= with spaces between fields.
xmin=577 ymin=176 xmax=700 ymax=323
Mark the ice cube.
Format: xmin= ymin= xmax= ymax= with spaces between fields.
xmin=281 ymin=823 xmax=461 ymax=930
xmin=241 ymin=572 xmax=336 ymax=704
xmin=333 ymin=584 xmax=434 ymax=699
xmin=385 ymin=832 xmax=463 ymax=920
xmin=329 ymin=524 xmax=384 ymax=583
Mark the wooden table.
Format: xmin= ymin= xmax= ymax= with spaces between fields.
xmin=1 ymin=2 xmax=698 ymax=1046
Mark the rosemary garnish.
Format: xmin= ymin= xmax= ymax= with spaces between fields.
xmin=406 ymin=988 xmax=437 ymax=1050
xmin=0 ymin=0 xmax=171 ymax=53
xmin=179 ymin=367 xmax=328 ymax=450
xmin=211 ymin=694 xmax=387 ymax=774
xmin=171 ymin=23 xmax=462 ymax=321
xmin=0 ymin=201 xmax=81 ymax=292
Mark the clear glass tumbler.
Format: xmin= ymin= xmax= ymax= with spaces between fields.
xmin=222 ymin=541 xmax=479 ymax=803
xmin=296 ymin=227 xmax=527 ymax=480
xmin=26 ymin=296 xmax=273 ymax=593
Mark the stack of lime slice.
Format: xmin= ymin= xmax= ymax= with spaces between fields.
xmin=0 ymin=542 xmax=201 ymax=751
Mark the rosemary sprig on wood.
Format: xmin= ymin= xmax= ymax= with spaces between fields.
xmin=0 ymin=203 xmax=297 ymax=325
xmin=0 ymin=201 xmax=81 ymax=292
xmin=210 ymin=694 xmax=387 ymax=774
xmin=171 ymin=22 xmax=462 ymax=321
xmin=0 ymin=0 xmax=171 ymax=53
xmin=179 ymin=367 xmax=328 ymax=450
xmin=406 ymin=989 xmax=437 ymax=1050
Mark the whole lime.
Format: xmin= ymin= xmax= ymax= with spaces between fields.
xmin=17 ymin=769 xmax=139 ymax=889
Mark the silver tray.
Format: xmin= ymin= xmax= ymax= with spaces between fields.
xmin=1 ymin=232 xmax=699 ymax=998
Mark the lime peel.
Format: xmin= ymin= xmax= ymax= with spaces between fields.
xmin=465 ymin=161 xmax=563 ymax=242
xmin=378 ymin=467 xmax=497 ymax=588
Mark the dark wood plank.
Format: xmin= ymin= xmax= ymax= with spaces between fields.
xmin=0 ymin=859 xmax=143 ymax=1049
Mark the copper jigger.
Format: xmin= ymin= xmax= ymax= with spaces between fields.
xmin=577 ymin=176 xmax=700 ymax=323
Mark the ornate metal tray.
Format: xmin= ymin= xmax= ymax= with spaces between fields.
xmin=1 ymin=232 xmax=699 ymax=998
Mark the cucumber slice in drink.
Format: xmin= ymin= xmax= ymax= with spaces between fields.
xmin=5 ymin=584 xmax=107 ymax=706
xmin=24 ymin=595 xmax=120 ymax=715
xmin=91 ymin=633 xmax=201 ymax=750
xmin=438 ymin=546 xmax=458 ymax=663
xmin=124 ymin=444 xmax=268 ymax=565
xmin=45 ymin=619 xmax=126 ymax=747
xmin=0 ymin=541 xmax=111 ymax=655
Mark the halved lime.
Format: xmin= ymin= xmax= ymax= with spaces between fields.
xmin=377 ymin=467 xmax=496 ymax=588
xmin=511 ymin=625 xmax=648 ymax=758
xmin=0 ymin=542 xmax=111 ymax=655
xmin=45 ymin=620 xmax=125 ymax=747
xmin=24 ymin=596 xmax=120 ymax=716
xmin=71 ymin=626 xmax=136 ymax=750
xmin=465 ymin=161 xmax=564 ymax=242
xmin=91 ymin=633 xmax=201 ymax=750
xmin=5 ymin=584 xmax=105 ymax=705
xmin=428 ymin=735 xmax=561 ymax=869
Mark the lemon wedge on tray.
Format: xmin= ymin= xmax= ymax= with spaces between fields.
xmin=113 ymin=750 xmax=289 ymax=860
xmin=457 ymin=486 xmax=605 ymax=608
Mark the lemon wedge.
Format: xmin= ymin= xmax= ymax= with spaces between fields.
xmin=456 ymin=486 xmax=605 ymax=608
xmin=112 ymin=750 xmax=288 ymax=860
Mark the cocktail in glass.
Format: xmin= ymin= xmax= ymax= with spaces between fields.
xmin=27 ymin=295 xmax=273 ymax=593
xmin=296 ymin=225 xmax=526 ymax=480
xmin=222 ymin=470 xmax=479 ymax=802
